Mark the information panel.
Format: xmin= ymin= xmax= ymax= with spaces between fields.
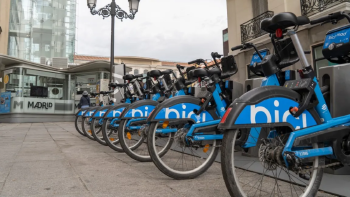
xmin=0 ymin=92 xmax=11 ymax=113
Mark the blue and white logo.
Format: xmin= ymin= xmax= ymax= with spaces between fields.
xmin=85 ymin=110 xmax=96 ymax=117
xmin=94 ymin=109 xmax=108 ymax=118
xmin=234 ymin=98 xmax=317 ymax=130
xmin=106 ymin=107 xmax=126 ymax=118
xmin=124 ymin=105 xmax=155 ymax=118
xmin=154 ymin=103 xmax=214 ymax=123
xmin=323 ymin=28 xmax=350 ymax=49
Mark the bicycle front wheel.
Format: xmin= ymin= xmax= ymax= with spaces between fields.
xmin=91 ymin=118 xmax=107 ymax=145
xmin=75 ymin=116 xmax=85 ymax=136
xmin=147 ymin=122 xmax=220 ymax=179
xmin=102 ymin=119 xmax=123 ymax=152
xmin=118 ymin=120 xmax=174 ymax=162
xmin=221 ymin=129 xmax=325 ymax=197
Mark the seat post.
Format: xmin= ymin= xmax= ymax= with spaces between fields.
xmin=287 ymin=30 xmax=310 ymax=69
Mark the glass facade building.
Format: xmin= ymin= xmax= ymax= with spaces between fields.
xmin=7 ymin=0 xmax=76 ymax=63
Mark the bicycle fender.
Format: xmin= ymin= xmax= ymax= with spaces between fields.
xmin=218 ymin=86 xmax=319 ymax=130
xmin=103 ymin=103 xmax=130 ymax=119
xmin=91 ymin=106 xmax=115 ymax=118
xmin=76 ymin=106 xmax=98 ymax=117
xmin=147 ymin=95 xmax=219 ymax=123
xmin=120 ymin=100 xmax=159 ymax=119
xmin=82 ymin=106 xmax=101 ymax=118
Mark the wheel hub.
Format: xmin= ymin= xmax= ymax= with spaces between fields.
xmin=138 ymin=124 xmax=149 ymax=138
xmin=174 ymin=128 xmax=188 ymax=147
xmin=259 ymin=140 xmax=284 ymax=171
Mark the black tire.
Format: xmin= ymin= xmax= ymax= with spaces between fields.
xmin=75 ymin=116 xmax=85 ymax=136
xmin=102 ymin=118 xmax=123 ymax=152
xmin=81 ymin=117 xmax=95 ymax=140
xmin=147 ymin=122 xmax=220 ymax=179
xmin=91 ymin=118 xmax=107 ymax=146
xmin=118 ymin=119 xmax=174 ymax=162
xmin=221 ymin=129 xmax=325 ymax=197
xmin=82 ymin=118 xmax=96 ymax=140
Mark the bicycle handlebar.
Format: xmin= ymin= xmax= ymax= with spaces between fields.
xmin=188 ymin=59 xmax=208 ymax=68
xmin=310 ymin=11 xmax=350 ymax=25
xmin=231 ymin=45 xmax=244 ymax=51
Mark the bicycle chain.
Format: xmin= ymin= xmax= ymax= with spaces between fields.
xmin=298 ymin=162 xmax=341 ymax=174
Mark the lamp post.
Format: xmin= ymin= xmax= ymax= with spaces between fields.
xmin=87 ymin=0 xmax=140 ymax=87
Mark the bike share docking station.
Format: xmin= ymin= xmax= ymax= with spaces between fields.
xmin=319 ymin=64 xmax=350 ymax=175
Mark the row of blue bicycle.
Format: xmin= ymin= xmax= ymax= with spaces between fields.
xmin=75 ymin=11 xmax=350 ymax=196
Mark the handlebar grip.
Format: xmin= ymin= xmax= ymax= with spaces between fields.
xmin=188 ymin=59 xmax=199 ymax=65
xmin=176 ymin=64 xmax=185 ymax=69
xmin=310 ymin=11 xmax=342 ymax=25
xmin=211 ymin=52 xmax=222 ymax=59
xmin=231 ymin=45 xmax=243 ymax=51
xmin=134 ymin=74 xmax=143 ymax=78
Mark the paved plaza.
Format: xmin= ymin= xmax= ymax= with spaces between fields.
xmin=0 ymin=123 xmax=339 ymax=197
xmin=0 ymin=122 xmax=230 ymax=197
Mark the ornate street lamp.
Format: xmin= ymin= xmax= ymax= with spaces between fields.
xmin=86 ymin=0 xmax=140 ymax=88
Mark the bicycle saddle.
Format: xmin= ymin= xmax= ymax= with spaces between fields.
xmin=109 ymin=83 xmax=127 ymax=88
xmin=161 ymin=69 xmax=172 ymax=75
xmin=123 ymin=74 xmax=134 ymax=80
xmin=261 ymin=12 xmax=310 ymax=33
xmin=208 ymin=67 xmax=221 ymax=76
xmin=185 ymin=69 xmax=196 ymax=85
xmin=149 ymin=70 xmax=162 ymax=78
xmin=193 ymin=68 xmax=208 ymax=78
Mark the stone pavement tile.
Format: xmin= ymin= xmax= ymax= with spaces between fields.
xmin=90 ymin=184 xmax=181 ymax=197
xmin=54 ymin=139 xmax=91 ymax=146
xmin=64 ymin=152 xmax=120 ymax=166
xmin=0 ymin=177 xmax=89 ymax=197
xmin=25 ymin=193 xmax=93 ymax=197
xmin=0 ymin=162 xmax=14 ymax=182
xmin=165 ymin=178 xmax=230 ymax=197
xmin=17 ymin=146 xmax=61 ymax=155
xmin=15 ymin=153 xmax=65 ymax=162
xmin=6 ymin=160 xmax=76 ymax=181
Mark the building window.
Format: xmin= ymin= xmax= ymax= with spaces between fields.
xmin=312 ymin=44 xmax=337 ymax=78
xmin=134 ymin=69 xmax=139 ymax=75
xmin=143 ymin=69 xmax=148 ymax=74
xmin=252 ymin=0 xmax=268 ymax=17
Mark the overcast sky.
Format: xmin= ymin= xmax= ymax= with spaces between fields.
xmin=76 ymin=0 xmax=228 ymax=63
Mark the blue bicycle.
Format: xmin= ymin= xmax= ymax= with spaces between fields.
xmin=218 ymin=11 xmax=350 ymax=196
xmin=99 ymin=73 xmax=150 ymax=151
xmin=146 ymin=53 xmax=238 ymax=179
xmin=117 ymin=66 xmax=196 ymax=162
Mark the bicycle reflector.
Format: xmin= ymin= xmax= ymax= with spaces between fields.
xmin=276 ymin=28 xmax=283 ymax=38
xmin=162 ymin=121 xmax=169 ymax=129
xmin=220 ymin=108 xmax=232 ymax=123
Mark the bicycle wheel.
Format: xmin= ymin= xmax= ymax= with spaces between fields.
xmin=81 ymin=117 xmax=95 ymax=141
xmin=118 ymin=119 xmax=174 ymax=162
xmin=75 ymin=116 xmax=85 ymax=136
xmin=91 ymin=118 xmax=106 ymax=145
xmin=221 ymin=128 xmax=325 ymax=197
xmin=147 ymin=122 xmax=220 ymax=179
xmin=102 ymin=119 xmax=123 ymax=152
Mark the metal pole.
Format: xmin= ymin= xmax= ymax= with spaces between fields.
xmin=110 ymin=0 xmax=116 ymax=86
